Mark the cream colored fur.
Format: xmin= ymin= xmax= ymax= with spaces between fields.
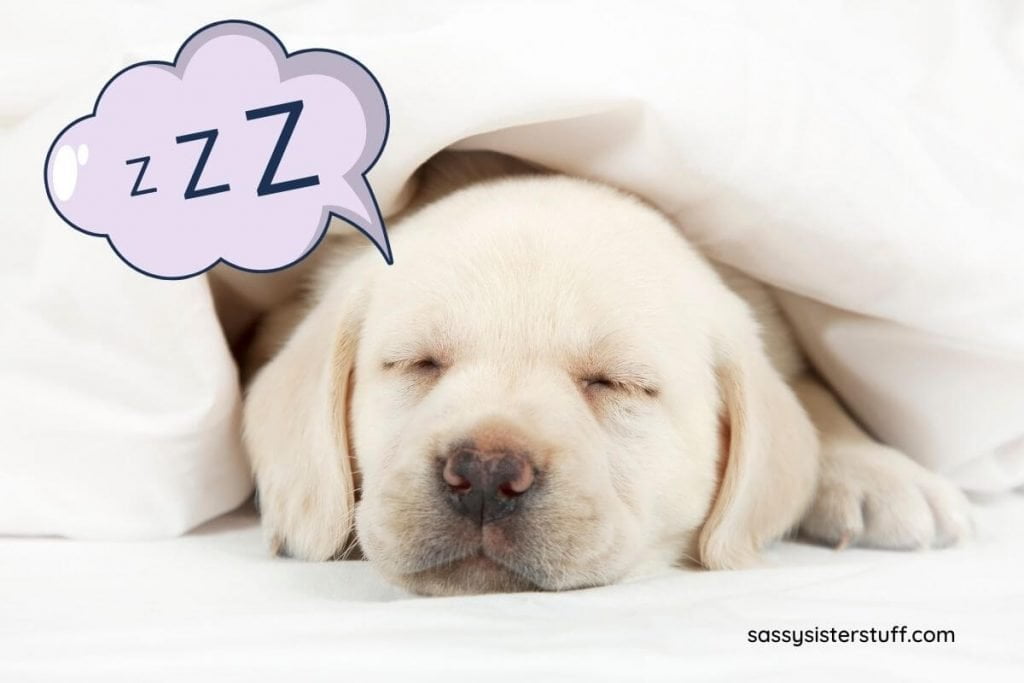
xmin=240 ymin=152 xmax=971 ymax=595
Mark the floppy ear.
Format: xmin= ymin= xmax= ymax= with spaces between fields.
xmin=242 ymin=274 xmax=368 ymax=561
xmin=698 ymin=308 xmax=820 ymax=570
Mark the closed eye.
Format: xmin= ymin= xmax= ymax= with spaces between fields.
xmin=411 ymin=357 xmax=442 ymax=372
xmin=579 ymin=375 xmax=659 ymax=398
xmin=582 ymin=376 xmax=615 ymax=391
xmin=382 ymin=356 xmax=446 ymax=374
xmin=573 ymin=340 xmax=661 ymax=400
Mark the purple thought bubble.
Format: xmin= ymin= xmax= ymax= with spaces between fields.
xmin=44 ymin=20 xmax=391 ymax=279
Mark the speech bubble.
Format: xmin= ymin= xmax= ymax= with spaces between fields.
xmin=44 ymin=20 xmax=392 ymax=279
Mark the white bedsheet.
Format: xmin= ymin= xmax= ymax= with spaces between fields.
xmin=2 ymin=494 xmax=1022 ymax=681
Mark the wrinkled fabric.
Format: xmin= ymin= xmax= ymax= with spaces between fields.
xmin=2 ymin=0 xmax=1022 ymax=538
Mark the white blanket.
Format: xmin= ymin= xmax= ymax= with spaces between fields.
xmin=2 ymin=0 xmax=1023 ymax=538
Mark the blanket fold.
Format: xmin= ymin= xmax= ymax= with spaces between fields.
xmin=2 ymin=0 xmax=1021 ymax=537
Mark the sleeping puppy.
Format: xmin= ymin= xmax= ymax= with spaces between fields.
xmin=241 ymin=152 xmax=971 ymax=595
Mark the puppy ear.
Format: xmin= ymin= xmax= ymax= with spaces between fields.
xmin=242 ymin=273 xmax=368 ymax=561
xmin=698 ymin=308 xmax=819 ymax=570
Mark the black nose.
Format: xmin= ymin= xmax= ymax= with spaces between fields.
xmin=442 ymin=448 xmax=535 ymax=524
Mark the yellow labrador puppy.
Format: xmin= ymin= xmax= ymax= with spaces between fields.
xmin=241 ymin=152 xmax=971 ymax=595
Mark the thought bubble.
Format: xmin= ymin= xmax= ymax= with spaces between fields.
xmin=44 ymin=20 xmax=392 ymax=279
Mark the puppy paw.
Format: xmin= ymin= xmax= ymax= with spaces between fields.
xmin=799 ymin=444 xmax=972 ymax=550
xmin=254 ymin=472 xmax=355 ymax=561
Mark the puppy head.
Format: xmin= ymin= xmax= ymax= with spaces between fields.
xmin=243 ymin=176 xmax=818 ymax=595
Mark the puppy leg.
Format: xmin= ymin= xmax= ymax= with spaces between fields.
xmin=792 ymin=375 xmax=972 ymax=549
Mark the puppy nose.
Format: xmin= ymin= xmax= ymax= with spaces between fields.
xmin=442 ymin=448 xmax=534 ymax=524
